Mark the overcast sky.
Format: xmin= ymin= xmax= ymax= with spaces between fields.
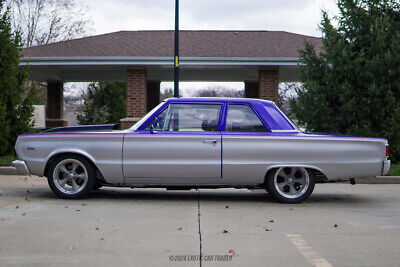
xmin=71 ymin=0 xmax=339 ymax=95
xmin=80 ymin=0 xmax=339 ymax=37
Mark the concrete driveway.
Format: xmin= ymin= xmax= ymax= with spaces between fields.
xmin=0 ymin=175 xmax=400 ymax=266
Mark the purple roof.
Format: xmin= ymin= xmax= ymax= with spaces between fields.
xmin=166 ymin=97 xmax=275 ymax=106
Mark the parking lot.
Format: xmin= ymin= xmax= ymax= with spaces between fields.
xmin=0 ymin=174 xmax=400 ymax=266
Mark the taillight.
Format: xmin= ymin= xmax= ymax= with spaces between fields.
xmin=386 ymin=145 xmax=389 ymax=157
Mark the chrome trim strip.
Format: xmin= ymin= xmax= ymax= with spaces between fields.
xmin=270 ymin=130 xmax=299 ymax=133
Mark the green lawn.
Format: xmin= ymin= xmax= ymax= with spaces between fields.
xmin=388 ymin=163 xmax=400 ymax=176
xmin=0 ymin=155 xmax=17 ymax=166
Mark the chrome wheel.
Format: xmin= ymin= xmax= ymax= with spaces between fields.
xmin=273 ymin=167 xmax=310 ymax=199
xmin=53 ymin=159 xmax=88 ymax=195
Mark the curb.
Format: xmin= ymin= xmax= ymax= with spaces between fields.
xmin=0 ymin=166 xmax=399 ymax=183
xmin=0 ymin=167 xmax=20 ymax=175
xmin=355 ymin=176 xmax=400 ymax=184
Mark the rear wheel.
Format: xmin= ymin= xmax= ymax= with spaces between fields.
xmin=47 ymin=155 xmax=95 ymax=199
xmin=266 ymin=167 xmax=315 ymax=204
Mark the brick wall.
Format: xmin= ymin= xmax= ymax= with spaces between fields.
xmin=126 ymin=69 xmax=147 ymax=118
xmin=120 ymin=118 xmax=137 ymax=130
xmin=259 ymin=69 xmax=279 ymax=103
xmin=121 ymin=69 xmax=148 ymax=129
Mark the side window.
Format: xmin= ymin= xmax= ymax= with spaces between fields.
xmin=225 ymin=105 xmax=267 ymax=132
xmin=145 ymin=104 xmax=221 ymax=132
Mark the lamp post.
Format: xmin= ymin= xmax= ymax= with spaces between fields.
xmin=174 ymin=0 xmax=179 ymax=97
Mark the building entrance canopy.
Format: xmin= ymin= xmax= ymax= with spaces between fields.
xmin=21 ymin=30 xmax=322 ymax=128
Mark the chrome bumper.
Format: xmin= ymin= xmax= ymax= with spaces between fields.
xmin=12 ymin=160 xmax=30 ymax=175
xmin=382 ymin=160 xmax=391 ymax=176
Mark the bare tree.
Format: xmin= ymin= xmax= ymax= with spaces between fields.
xmin=191 ymin=85 xmax=244 ymax=98
xmin=160 ymin=88 xmax=174 ymax=101
xmin=7 ymin=0 xmax=93 ymax=47
xmin=277 ymin=82 xmax=302 ymax=120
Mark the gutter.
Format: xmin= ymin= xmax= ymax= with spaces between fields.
xmin=19 ymin=56 xmax=301 ymax=67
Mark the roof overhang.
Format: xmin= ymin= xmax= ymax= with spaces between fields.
xmin=20 ymin=56 xmax=301 ymax=66
xmin=20 ymin=56 xmax=303 ymax=82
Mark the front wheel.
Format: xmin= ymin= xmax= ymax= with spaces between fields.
xmin=47 ymin=155 xmax=95 ymax=199
xmin=266 ymin=167 xmax=315 ymax=204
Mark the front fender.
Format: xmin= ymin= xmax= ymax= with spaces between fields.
xmin=16 ymin=133 xmax=124 ymax=183
xmin=30 ymin=149 xmax=98 ymax=177
xmin=46 ymin=149 xmax=97 ymax=166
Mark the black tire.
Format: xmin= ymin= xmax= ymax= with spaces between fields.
xmin=265 ymin=167 xmax=315 ymax=204
xmin=47 ymin=154 xmax=96 ymax=199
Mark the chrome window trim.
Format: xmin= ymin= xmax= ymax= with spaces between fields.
xmin=270 ymin=130 xmax=299 ymax=133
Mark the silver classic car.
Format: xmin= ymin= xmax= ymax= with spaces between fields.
xmin=13 ymin=98 xmax=390 ymax=203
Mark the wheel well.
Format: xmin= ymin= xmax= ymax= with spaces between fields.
xmin=264 ymin=167 xmax=328 ymax=184
xmin=44 ymin=153 xmax=106 ymax=183
xmin=264 ymin=168 xmax=278 ymax=184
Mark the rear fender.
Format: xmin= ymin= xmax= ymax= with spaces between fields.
xmin=266 ymin=164 xmax=326 ymax=177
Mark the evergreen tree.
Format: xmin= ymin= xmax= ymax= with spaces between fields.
xmin=0 ymin=0 xmax=34 ymax=155
xmin=77 ymin=82 xmax=126 ymax=125
xmin=292 ymin=0 xmax=400 ymax=161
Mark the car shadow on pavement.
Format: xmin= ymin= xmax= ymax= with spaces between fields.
xmin=54 ymin=187 xmax=374 ymax=206
xmin=1 ymin=183 xmax=375 ymax=206
xmin=89 ymin=188 xmax=274 ymax=203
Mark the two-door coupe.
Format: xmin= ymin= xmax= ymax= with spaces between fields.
xmin=13 ymin=98 xmax=390 ymax=203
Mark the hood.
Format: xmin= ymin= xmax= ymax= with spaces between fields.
xmin=44 ymin=124 xmax=119 ymax=133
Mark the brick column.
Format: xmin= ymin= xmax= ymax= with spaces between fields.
xmin=244 ymin=81 xmax=259 ymax=98
xmin=259 ymin=68 xmax=279 ymax=103
xmin=146 ymin=81 xmax=161 ymax=112
xmin=120 ymin=69 xmax=147 ymax=129
xmin=46 ymin=81 xmax=67 ymax=128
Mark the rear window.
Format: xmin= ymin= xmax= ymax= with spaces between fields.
xmin=225 ymin=105 xmax=267 ymax=132
xmin=263 ymin=104 xmax=295 ymax=130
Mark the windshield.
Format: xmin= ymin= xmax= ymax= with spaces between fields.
xmin=129 ymin=102 xmax=165 ymax=131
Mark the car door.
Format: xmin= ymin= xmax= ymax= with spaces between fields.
xmin=123 ymin=102 xmax=223 ymax=180
xmin=221 ymin=103 xmax=270 ymax=185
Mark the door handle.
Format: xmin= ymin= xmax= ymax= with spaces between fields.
xmin=203 ymin=139 xmax=217 ymax=146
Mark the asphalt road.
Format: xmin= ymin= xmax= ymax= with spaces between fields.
xmin=0 ymin=175 xmax=399 ymax=266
